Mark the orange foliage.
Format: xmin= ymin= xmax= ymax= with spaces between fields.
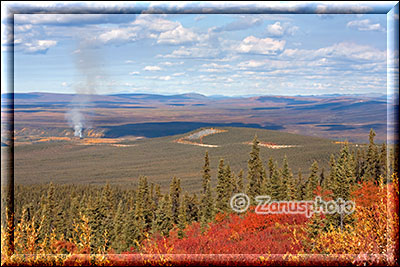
xmin=37 ymin=137 xmax=72 ymax=142
xmin=81 ymin=138 xmax=119 ymax=144
xmin=312 ymin=174 xmax=399 ymax=265
xmin=2 ymin=174 xmax=398 ymax=266
xmin=134 ymin=211 xmax=308 ymax=255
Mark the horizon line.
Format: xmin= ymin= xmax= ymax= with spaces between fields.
xmin=1 ymin=91 xmax=390 ymax=98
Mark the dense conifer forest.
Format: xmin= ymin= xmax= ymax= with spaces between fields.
xmin=1 ymin=129 xmax=399 ymax=265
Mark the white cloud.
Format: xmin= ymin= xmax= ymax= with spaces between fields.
xmin=143 ymin=65 xmax=162 ymax=71
xmin=238 ymin=60 xmax=266 ymax=68
xmin=161 ymin=46 xmax=221 ymax=58
xmin=314 ymin=42 xmax=386 ymax=61
xmin=132 ymin=14 xmax=179 ymax=32
xmin=15 ymin=24 xmax=33 ymax=32
xmin=281 ymin=49 xmax=299 ymax=57
xmin=161 ymin=61 xmax=184 ymax=66
xmin=98 ymin=28 xmax=138 ymax=44
xmin=157 ymin=25 xmax=199 ymax=45
xmin=125 ymin=60 xmax=134 ymax=64
xmin=90 ymin=14 xmax=200 ymax=46
xmin=266 ymin=22 xmax=284 ymax=36
xmin=201 ymin=63 xmax=230 ymax=69
xmin=20 ymin=40 xmax=57 ymax=53
xmin=238 ymin=59 xmax=300 ymax=71
xmin=172 ymin=72 xmax=185 ymax=76
xmin=281 ymin=42 xmax=386 ymax=62
xmin=202 ymin=68 xmax=226 ymax=73
xmin=158 ymin=75 xmax=171 ymax=81
xmin=266 ymin=21 xmax=299 ymax=37
xmin=237 ymin=36 xmax=285 ymax=55
xmin=129 ymin=71 xmax=140 ymax=75
xmin=347 ymin=19 xmax=384 ymax=32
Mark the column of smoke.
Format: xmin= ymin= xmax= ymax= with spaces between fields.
xmin=66 ymin=42 xmax=105 ymax=138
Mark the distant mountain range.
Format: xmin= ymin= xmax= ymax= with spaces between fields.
xmin=1 ymin=91 xmax=391 ymax=100
xmin=1 ymin=92 xmax=396 ymax=143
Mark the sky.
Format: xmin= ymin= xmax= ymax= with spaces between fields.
xmin=1 ymin=5 xmax=393 ymax=96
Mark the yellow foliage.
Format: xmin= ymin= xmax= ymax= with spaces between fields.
xmin=312 ymin=173 xmax=399 ymax=265
xmin=1 ymin=211 xmax=112 ymax=266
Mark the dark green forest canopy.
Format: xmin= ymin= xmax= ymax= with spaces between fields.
xmin=6 ymin=129 xmax=396 ymax=253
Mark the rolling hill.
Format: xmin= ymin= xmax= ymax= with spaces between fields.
xmin=12 ymin=127 xmax=344 ymax=192
xmin=2 ymin=92 xmax=393 ymax=192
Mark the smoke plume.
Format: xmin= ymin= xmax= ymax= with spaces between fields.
xmin=66 ymin=41 xmax=106 ymax=138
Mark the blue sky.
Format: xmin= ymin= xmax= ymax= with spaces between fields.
xmin=2 ymin=9 xmax=392 ymax=96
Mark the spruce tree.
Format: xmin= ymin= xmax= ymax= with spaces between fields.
xmin=112 ymin=200 xmax=126 ymax=252
xmin=333 ymin=145 xmax=349 ymax=198
xmin=260 ymin=168 xmax=269 ymax=195
xmin=148 ymin=183 xmax=157 ymax=225
xmin=231 ymin=172 xmax=239 ymax=193
xmin=183 ymin=193 xmax=191 ymax=223
xmin=169 ymin=177 xmax=182 ymax=224
xmin=200 ymin=181 xmax=214 ymax=226
xmin=325 ymin=154 xmax=337 ymax=191
xmin=268 ymin=156 xmax=275 ymax=180
xmin=379 ymin=143 xmax=387 ymax=181
xmin=202 ymin=151 xmax=211 ymax=194
xmin=237 ymin=169 xmax=244 ymax=192
xmin=305 ymin=161 xmax=319 ymax=200
xmin=99 ymin=183 xmax=114 ymax=250
xmin=53 ymin=195 xmax=67 ymax=239
xmin=150 ymin=182 xmax=155 ymax=207
xmin=185 ymin=193 xmax=199 ymax=223
xmin=285 ymin=170 xmax=297 ymax=200
xmin=329 ymin=143 xmax=355 ymax=229
xmin=296 ymin=169 xmax=306 ymax=200
xmin=270 ymin=166 xmax=283 ymax=200
xmin=366 ymin=128 xmax=379 ymax=181
xmin=264 ymin=159 xmax=276 ymax=197
xmin=216 ymin=159 xmax=229 ymax=213
xmin=137 ymin=176 xmax=152 ymax=229
xmin=354 ymin=148 xmax=366 ymax=183
xmin=40 ymin=182 xmax=56 ymax=238
xmin=152 ymin=194 xmax=173 ymax=236
xmin=124 ymin=206 xmax=145 ymax=251
xmin=392 ymin=145 xmax=399 ymax=174
xmin=319 ymin=168 xmax=325 ymax=188
xmin=199 ymin=153 xmax=215 ymax=225
xmin=177 ymin=197 xmax=187 ymax=239
xmin=224 ymin=164 xmax=234 ymax=197
xmin=280 ymin=155 xmax=291 ymax=200
xmin=66 ymin=194 xmax=80 ymax=240
xmin=334 ymin=142 xmax=355 ymax=197
xmin=85 ymin=193 xmax=107 ymax=251
xmin=154 ymin=184 xmax=162 ymax=207
xmin=247 ymin=135 xmax=265 ymax=199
